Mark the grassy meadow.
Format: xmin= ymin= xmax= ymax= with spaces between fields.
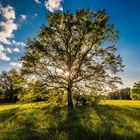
xmin=0 ymin=100 xmax=140 ymax=140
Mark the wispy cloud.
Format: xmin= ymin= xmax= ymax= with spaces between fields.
xmin=0 ymin=45 xmax=5 ymax=51
xmin=9 ymin=61 xmax=22 ymax=68
xmin=34 ymin=13 xmax=38 ymax=16
xmin=35 ymin=0 xmax=41 ymax=4
xmin=6 ymin=48 xmax=12 ymax=53
xmin=0 ymin=52 xmax=10 ymax=61
xmin=12 ymin=48 xmax=20 ymax=52
xmin=6 ymin=47 xmax=20 ymax=53
xmin=0 ymin=44 xmax=20 ymax=61
xmin=20 ymin=14 xmax=27 ymax=21
xmin=0 ymin=45 xmax=10 ymax=61
xmin=45 ymin=0 xmax=63 ymax=13
xmin=11 ymin=40 xmax=26 ymax=47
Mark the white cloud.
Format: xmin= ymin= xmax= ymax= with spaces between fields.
xmin=45 ymin=0 xmax=63 ymax=13
xmin=0 ymin=5 xmax=15 ymax=20
xmin=6 ymin=47 xmax=20 ymax=53
xmin=0 ymin=4 xmax=25 ymax=62
xmin=13 ymin=48 xmax=20 ymax=52
xmin=0 ymin=45 xmax=10 ymax=61
xmin=0 ymin=45 xmax=5 ymax=51
xmin=0 ymin=45 xmax=20 ymax=55
xmin=0 ymin=4 xmax=17 ymax=44
xmin=35 ymin=0 xmax=41 ymax=4
xmin=20 ymin=14 xmax=27 ymax=21
xmin=9 ymin=61 xmax=22 ymax=68
xmin=0 ymin=20 xmax=17 ymax=44
xmin=34 ymin=13 xmax=38 ymax=16
xmin=0 ymin=52 xmax=10 ymax=61
xmin=11 ymin=40 xmax=26 ymax=47
xmin=6 ymin=48 xmax=12 ymax=53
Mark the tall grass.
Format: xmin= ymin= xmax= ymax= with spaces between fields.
xmin=0 ymin=101 xmax=140 ymax=140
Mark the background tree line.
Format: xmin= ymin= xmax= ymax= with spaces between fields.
xmin=108 ymin=81 xmax=140 ymax=100
xmin=1 ymin=68 xmax=140 ymax=103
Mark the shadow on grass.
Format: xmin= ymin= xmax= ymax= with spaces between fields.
xmin=0 ymin=108 xmax=18 ymax=123
xmin=95 ymin=105 xmax=140 ymax=140
xmin=45 ymin=107 xmax=96 ymax=140
xmin=1 ymin=105 xmax=140 ymax=140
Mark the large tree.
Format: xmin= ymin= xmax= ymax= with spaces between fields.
xmin=21 ymin=8 xmax=123 ymax=107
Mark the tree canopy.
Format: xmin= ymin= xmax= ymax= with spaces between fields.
xmin=21 ymin=8 xmax=123 ymax=107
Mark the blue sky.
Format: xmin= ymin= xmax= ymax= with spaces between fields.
xmin=0 ymin=0 xmax=140 ymax=88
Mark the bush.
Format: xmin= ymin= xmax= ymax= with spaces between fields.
xmin=18 ymin=88 xmax=67 ymax=106
xmin=130 ymin=89 xmax=140 ymax=100
xmin=130 ymin=93 xmax=140 ymax=100
xmin=73 ymin=93 xmax=102 ymax=106
xmin=130 ymin=81 xmax=140 ymax=100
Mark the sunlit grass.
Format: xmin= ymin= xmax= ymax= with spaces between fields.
xmin=0 ymin=100 xmax=140 ymax=139
xmin=102 ymin=100 xmax=140 ymax=106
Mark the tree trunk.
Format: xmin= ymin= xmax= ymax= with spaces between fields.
xmin=67 ymin=81 xmax=73 ymax=107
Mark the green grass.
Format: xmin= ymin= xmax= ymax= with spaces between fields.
xmin=0 ymin=100 xmax=140 ymax=140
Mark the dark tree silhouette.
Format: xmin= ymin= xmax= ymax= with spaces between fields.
xmin=21 ymin=8 xmax=123 ymax=107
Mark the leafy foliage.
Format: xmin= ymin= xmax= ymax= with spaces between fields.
xmin=74 ymin=92 xmax=103 ymax=106
xmin=18 ymin=81 xmax=48 ymax=103
xmin=130 ymin=81 xmax=140 ymax=100
xmin=21 ymin=8 xmax=123 ymax=107
xmin=18 ymin=83 xmax=67 ymax=106
xmin=0 ymin=69 xmax=25 ymax=102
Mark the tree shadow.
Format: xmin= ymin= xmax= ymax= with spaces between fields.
xmin=1 ymin=105 xmax=140 ymax=140
xmin=0 ymin=107 xmax=45 ymax=140
xmin=0 ymin=108 xmax=19 ymax=139
xmin=37 ymin=106 xmax=96 ymax=140
xmin=53 ymin=107 xmax=96 ymax=140
xmin=0 ymin=108 xmax=18 ymax=123
xmin=95 ymin=105 xmax=140 ymax=140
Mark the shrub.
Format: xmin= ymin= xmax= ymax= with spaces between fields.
xmin=73 ymin=93 xmax=102 ymax=106
xmin=130 ymin=82 xmax=140 ymax=100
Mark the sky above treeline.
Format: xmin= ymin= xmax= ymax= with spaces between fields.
xmin=0 ymin=0 xmax=140 ymax=88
